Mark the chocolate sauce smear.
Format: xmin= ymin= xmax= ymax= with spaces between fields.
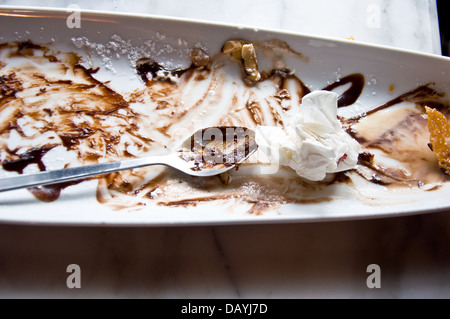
xmin=28 ymin=180 xmax=82 ymax=203
xmin=136 ymin=57 xmax=191 ymax=83
xmin=2 ymin=145 xmax=56 ymax=174
xmin=0 ymin=40 xmax=448 ymax=213
xmin=0 ymin=73 xmax=23 ymax=100
xmin=323 ymin=73 xmax=365 ymax=108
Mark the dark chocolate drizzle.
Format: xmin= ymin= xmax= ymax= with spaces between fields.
xmin=136 ymin=58 xmax=191 ymax=83
xmin=2 ymin=145 xmax=56 ymax=174
xmin=364 ymin=84 xmax=442 ymax=115
xmin=323 ymin=73 xmax=365 ymax=108
xmin=28 ymin=180 xmax=82 ymax=203
xmin=345 ymin=83 xmax=444 ymax=124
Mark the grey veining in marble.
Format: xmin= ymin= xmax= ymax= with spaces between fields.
xmin=0 ymin=0 xmax=448 ymax=299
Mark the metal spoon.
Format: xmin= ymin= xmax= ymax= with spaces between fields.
xmin=0 ymin=126 xmax=257 ymax=192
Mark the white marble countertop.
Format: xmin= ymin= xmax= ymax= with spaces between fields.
xmin=0 ymin=0 xmax=449 ymax=299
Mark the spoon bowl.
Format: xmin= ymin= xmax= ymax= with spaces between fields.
xmin=0 ymin=126 xmax=257 ymax=192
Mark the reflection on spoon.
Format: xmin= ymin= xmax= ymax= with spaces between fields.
xmin=0 ymin=126 xmax=258 ymax=193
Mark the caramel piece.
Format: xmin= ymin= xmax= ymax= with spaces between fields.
xmin=222 ymin=40 xmax=243 ymax=60
xmin=222 ymin=41 xmax=261 ymax=82
xmin=426 ymin=106 xmax=450 ymax=175
xmin=241 ymin=44 xmax=261 ymax=82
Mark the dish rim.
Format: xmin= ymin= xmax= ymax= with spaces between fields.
xmin=0 ymin=5 xmax=448 ymax=62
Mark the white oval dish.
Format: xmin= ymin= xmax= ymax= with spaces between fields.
xmin=0 ymin=7 xmax=449 ymax=226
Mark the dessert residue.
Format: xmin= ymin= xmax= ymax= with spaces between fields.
xmin=0 ymin=39 xmax=449 ymax=214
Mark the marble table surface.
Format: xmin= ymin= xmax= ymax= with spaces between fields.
xmin=0 ymin=0 xmax=449 ymax=299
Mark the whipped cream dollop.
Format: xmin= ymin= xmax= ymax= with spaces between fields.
xmin=255 ymin=90 xmax=360 ymax=181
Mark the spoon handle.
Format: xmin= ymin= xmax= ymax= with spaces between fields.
xmin=0 ymin=155 xmax=171 ymax=192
